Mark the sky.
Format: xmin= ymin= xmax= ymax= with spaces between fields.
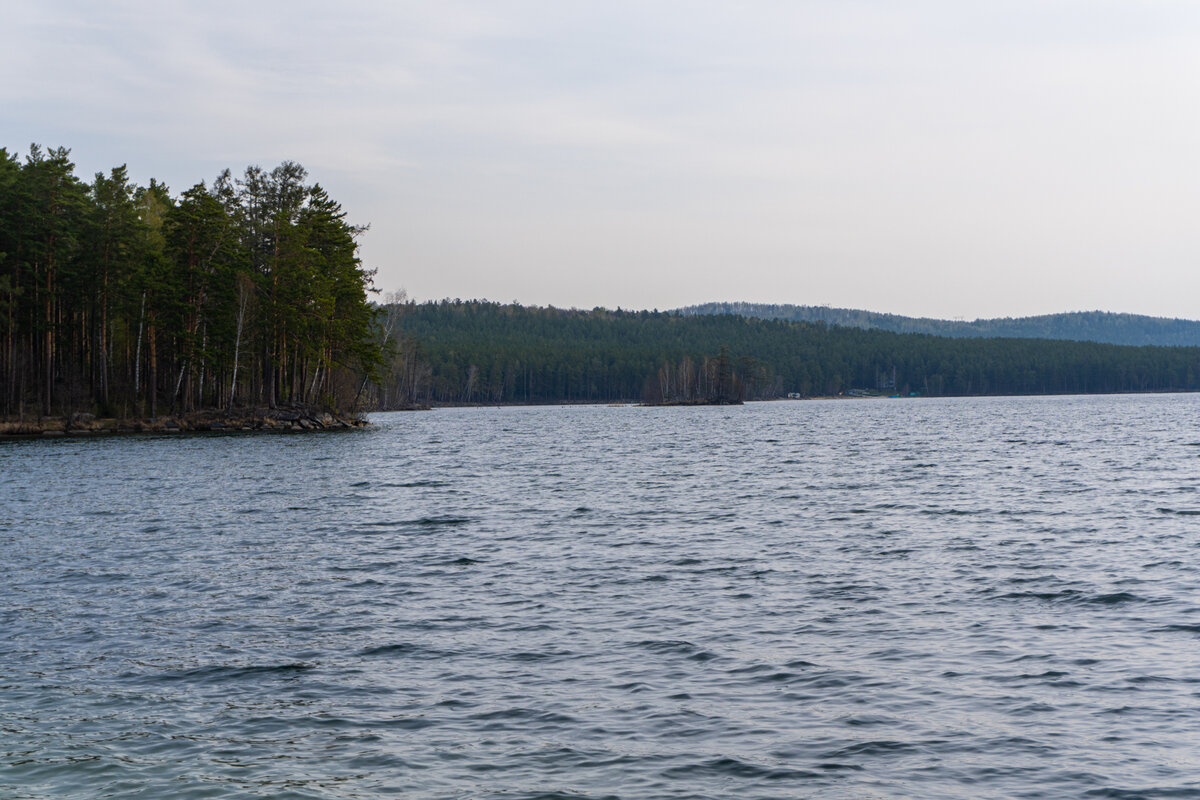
xmin=4 ymin=1 xmax=1200 ymax=320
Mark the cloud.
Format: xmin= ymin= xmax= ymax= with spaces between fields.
xmin=4 ymin=1 xmax=1200 ymax=317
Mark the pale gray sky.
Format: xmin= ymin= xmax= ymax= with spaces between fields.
xmin=5 ymin=1 xmax=1199 ymax=319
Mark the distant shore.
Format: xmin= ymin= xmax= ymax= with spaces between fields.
xmin=640 ymin=398 xmax=744 ymax=406
xmin=0 ymin=405 xmax=367 ymax=438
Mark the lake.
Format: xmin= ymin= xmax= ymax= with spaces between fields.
xmin=3 ymin=395 xmax=1200 ymax=799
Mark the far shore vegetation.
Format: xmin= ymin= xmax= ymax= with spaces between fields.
xmin=374 ymin=300 xmax=1200 ymax=407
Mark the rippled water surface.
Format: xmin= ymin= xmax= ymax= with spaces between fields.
xmin=4 ymin=395 xmax=1200 ymax=799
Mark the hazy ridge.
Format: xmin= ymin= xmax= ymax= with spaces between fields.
xmin=676 ymin=302 xmax=1200 ymax=347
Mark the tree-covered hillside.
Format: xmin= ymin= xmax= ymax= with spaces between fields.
xmin=0 ymin=145 xmax=378 ymax=419
xmin=376 ymin=300 xmax=1200 ymax=405
xmin=677 ymin=302 xmax=1200 ymax=347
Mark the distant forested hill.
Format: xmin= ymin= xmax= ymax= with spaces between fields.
xmin=374 ymin=301 xmax=1200 ymax=405
xmin=676 ymin=303 xmax=1200 ymax=347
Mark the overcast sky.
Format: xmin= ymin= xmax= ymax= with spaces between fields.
xmin=5 ymin=1 xmax=1200 ymax=319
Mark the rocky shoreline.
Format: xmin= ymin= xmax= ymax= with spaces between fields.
xmin=0 ymin=406 xmax=368 ymax=438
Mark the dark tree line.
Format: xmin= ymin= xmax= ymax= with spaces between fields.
xmin=376 ymin=300 xmax=1200 ymax=405
xmin=0 ymin=145 xmax=378 ymax=419
xmin=366 ymin=291 xmax=432 ymax=409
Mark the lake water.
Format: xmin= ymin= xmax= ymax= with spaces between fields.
xmin=3 ymin=395 xmax=1200 ymax=799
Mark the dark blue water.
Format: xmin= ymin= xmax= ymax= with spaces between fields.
xmin=3 ymin=395 xmax=1200 ymax=799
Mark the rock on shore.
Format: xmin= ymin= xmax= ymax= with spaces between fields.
xmin=0 ymin=406 xmax=368 ymax=437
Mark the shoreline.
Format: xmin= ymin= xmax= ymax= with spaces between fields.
xmin=378 ymin=388 xmax=1200 ymax=412
xmin=0 ymin=406 xmax=368 ymax=438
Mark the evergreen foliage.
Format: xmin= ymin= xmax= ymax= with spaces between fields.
xmin=379 ymin=300 xmax=1200 ymax=405
xmin=0 ymin=145 xmax=377 ymax=419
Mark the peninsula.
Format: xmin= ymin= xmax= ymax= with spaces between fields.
xmin=0 ymin=146 xmax=377 ymax=432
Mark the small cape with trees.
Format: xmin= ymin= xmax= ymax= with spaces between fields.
xmin=0 ymin=145 xmax=379 ymax=433
xmin=641 ymin=347 xmax=746 ymax=405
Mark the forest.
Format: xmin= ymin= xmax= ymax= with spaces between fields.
xmin=374 ymin=300 xmax=1200 ymax=405
xmin=0 ymin=145 xmax=378 ymax=420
